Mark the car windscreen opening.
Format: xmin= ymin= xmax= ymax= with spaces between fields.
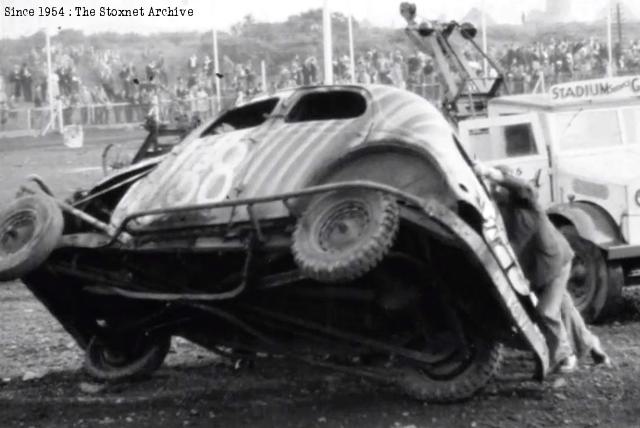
xmin=202 ymin=98 xmax=280 ymax=136
xmin=286 ymin=91 xmax=367 ymax=122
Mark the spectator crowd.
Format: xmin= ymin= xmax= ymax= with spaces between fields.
xmin=2 ymin=35 xmax=640 ymax=130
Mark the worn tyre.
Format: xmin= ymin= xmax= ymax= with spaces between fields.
xmin=102 ymin=143 xmax=136 ymax=175
xmin=560 ymin=227 xmax=620 ymax=323
xmin=84 ymin=334 xmax=171 ymax=382
xmin=292 ymin=190 xmax=399 ymax=283
xmin=599 ymin=263 xmax=624 ymax=320
xmin=0 ymin=195 xmax=63 ymax=282
xmin=398 ymin=335 xmax=503 ymax=403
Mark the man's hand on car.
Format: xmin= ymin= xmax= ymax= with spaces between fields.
xmin=473 ymin=162 xmax=504 ymax=182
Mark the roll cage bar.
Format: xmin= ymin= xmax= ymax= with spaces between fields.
xmin=34 ymin=179 xmax=548 ymax=378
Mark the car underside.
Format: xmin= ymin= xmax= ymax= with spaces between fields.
xmin=2 ymin=174 xmax=548 ymax=403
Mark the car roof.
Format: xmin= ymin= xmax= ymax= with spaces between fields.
xmin=240 ymin=84 xmax=411 ymax=102
xmin=239 ymin=90 xmax=295 ymax=105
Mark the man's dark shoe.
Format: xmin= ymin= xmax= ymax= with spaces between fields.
xmin=555 ymin=354 xmax=578 ymax=374
xmin=590 ymin=347 xmax=612 ymax=367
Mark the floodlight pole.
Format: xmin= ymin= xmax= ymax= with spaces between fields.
xmin=607 ymin=0 xmax=614 ymax=77
xmin=212 ymin=28 xmax=222 ymax=112
xmin=45 ymin=29 xmax=55 ymax=130
xmin=617 ymin=3 xmax=622 ymax=57
xmin=261 ymin=60 xmax=267 ymax=93
xmin=348 ymin=10 xmax=356 ymax=83
xmin=481 ymin=0 xmax=488 ymax=77
xmin=323 ymin=0 xmax=334 ymax=85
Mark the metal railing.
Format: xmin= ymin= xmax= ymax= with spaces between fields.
xmin=0 ymin=94 xmax=237 ymax=137
xmin=1 ymin=70 xmax=637 ymax=138
xmin=407 ymin=82 xmax=442 ymax=102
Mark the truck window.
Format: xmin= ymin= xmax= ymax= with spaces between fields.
xmin=555 ymin=109 xmax=622 ymax=151
xmin=622 ymin=108 xmax=640 ymax=144
xmin=504 ymin=124 xmax=537 ymax=157
xmin=465 ymin=123 xmax=537 ymax=161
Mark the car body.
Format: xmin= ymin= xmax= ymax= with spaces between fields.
xmin=0 ymin=84 xmax=549 ymax=402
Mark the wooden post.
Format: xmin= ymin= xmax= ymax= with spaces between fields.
xmin=348 ymin=13 xmax=356 ymax=84
xmin=323 ymin=0 xmax=334 ymax=84
xmin=608 ymin=0 xmax=614 ymax=77
xmin=482 ymin=0 xmax=488 ymax=77
xmin=45 ymin=29 xmax=55 ymax=130
xmin=213 ymin=28 xmax=222 ymax=112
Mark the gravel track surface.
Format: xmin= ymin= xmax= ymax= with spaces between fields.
xmin=2 ymin=133 xmax=640 ymax=428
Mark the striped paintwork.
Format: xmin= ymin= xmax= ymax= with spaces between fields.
xmin=110 ymin=84 xmax=491 ymax=229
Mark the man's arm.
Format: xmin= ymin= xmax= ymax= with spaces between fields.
xmin=473 ymin=163 xmax=539 ymax=206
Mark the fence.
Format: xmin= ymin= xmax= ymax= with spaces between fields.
xmin=0 ymin=71 xmax=633 ymax=138
xmin=407 ymin=83 xmax=443 ymax=103
xmin=0 ymin=94 xmax=236 ymax=137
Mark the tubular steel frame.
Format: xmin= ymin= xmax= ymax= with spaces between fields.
xmin=106 ymin=181 xmax=427 ymax=245
xmin=39 ymin=179 xmax=549 ymax=377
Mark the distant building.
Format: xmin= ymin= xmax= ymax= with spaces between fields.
xmin=461 ymin=7 xmax=496 ymax=27
xmin=527 ymin=0 xmax=574 ymax=23
xmin=546 ymin=0 xmax=572 ymax=21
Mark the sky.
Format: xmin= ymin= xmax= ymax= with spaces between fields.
xmin=0 ymin=0 xmax=635 ymax=39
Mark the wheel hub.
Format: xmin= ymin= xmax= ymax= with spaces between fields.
xmin=0 ymin=210 xmax=37 ymax=256
xmin=318 ymin=202 xmax=371 ymax=253
xmin=102 ymin=348 xmax=129 ymax=366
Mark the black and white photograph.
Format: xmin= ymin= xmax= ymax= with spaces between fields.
xmin=1 ymin=0 xmax=639 ymax=426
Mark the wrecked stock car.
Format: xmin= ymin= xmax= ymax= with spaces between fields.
xmin=0 ymin=85 xmax=550 ymax=402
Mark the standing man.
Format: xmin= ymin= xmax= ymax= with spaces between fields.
xmin=475 ymin=164 xmax=611 ymax=372
xmin=9 ymin=65 xmax=21 ymax=100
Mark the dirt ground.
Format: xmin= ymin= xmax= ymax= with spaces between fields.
xmin=2 ymin=132 xmax=640 ymax=428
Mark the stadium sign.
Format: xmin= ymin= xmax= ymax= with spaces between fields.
xmin=550 ymin=76 xmax=640 ymax=104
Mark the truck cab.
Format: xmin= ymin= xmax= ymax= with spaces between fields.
xmin=459 ymin=75 xmax=640 ymax=321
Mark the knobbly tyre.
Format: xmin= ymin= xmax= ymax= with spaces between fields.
xmin=0 ymin=84 xmax=549 ymax=402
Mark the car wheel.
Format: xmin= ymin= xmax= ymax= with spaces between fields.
xmin=0 ymin=195 xmax=63 ymax=282
xmin=102 ymin=143 xmax=132 ymax=175
xmin=84 ymin=334 xmax=171 ymax=382
xmin=292 ymin=190 xmax=399 ymax=283
xmin=560 ymin=226 xmax=621 ymax=323
xmin=396 ymin=319 xmax=503 ymax=403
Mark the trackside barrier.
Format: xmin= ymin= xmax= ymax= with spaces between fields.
xmin=0 ymin=94 xmax=237 ymax=138
xmin=0 ymin=71 xmax=626 ymax=138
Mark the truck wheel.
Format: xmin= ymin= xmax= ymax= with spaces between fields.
xmin=84 ymin=334 xmax=171 ymax=382
xmin=598 ymin=263 xmax=623 ymax=321
xmin=292 ymin=190 xmax=399 ymax=283
xmin=560 ymin=227 xmax=620 ymax=323
xmin=0 ymin=195 xmax=63 ymax=282
xmin=397 ymin=329 xmax=503 ymax=403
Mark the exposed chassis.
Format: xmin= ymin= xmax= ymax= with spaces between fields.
xmin=39 ymin=180 xmax=549 ymax=378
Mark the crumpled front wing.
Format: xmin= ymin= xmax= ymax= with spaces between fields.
xmin=420 ymin=199 xmax=550 ymax=379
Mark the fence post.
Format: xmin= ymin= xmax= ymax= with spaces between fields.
xmin=26 ymin=108 xmax=32 ymax=130
xmin=57 ymin=100 xmax=64 ymax=131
